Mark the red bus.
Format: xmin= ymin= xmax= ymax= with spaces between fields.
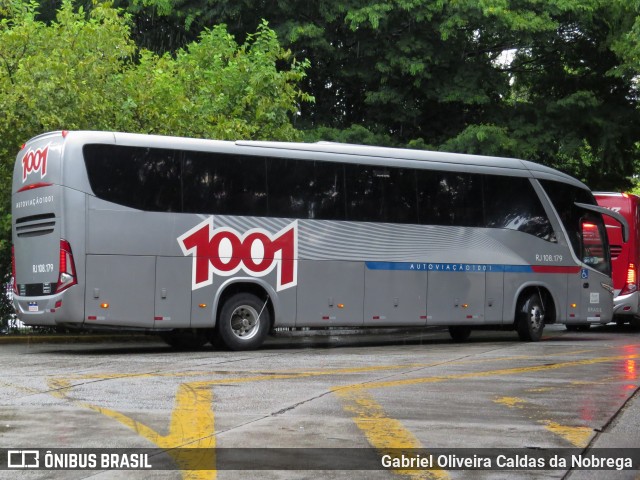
xmin=594 ymin=192 xmax=640 ymax=328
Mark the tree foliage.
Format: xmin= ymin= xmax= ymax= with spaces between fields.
xmin=101 ymin=0 xmax=640 ymax=188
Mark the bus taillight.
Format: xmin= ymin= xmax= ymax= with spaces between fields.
xmin=11 ymin=245 xmax=17 ymax=294
xmin=621 ymin=263 xmax=638 ymax=295
xmin=56 ymin=239 xmax=77 ymax=293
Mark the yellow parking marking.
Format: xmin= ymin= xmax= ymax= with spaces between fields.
xmin=335 ymin=387 xmax=449 ymax=480
xmin=350 ymin=354 xmax=640 ymax=390
xmin=542 ymin=421 xmax=591 ymax=448
xmin=49 ymin=378 xmax=216 ymax=480
xmin=44 ymin=350 xmax=639 ymax=478
xmin=50 ymin=365 xmax=422 ymax=383
xmin=51 ymin=347 xmax=614 ymax=384
xmin=493 ymin=396 xmax=592 ymax=447
xmin=0 ymin=380 xmax=42 ymax=395
xmin=494 ymin=396 xmax=526 ymax=408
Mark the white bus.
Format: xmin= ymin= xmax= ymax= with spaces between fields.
xmin=11 ymin=131 xmax=627 ymax=349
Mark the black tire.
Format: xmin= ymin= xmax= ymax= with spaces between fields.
xmin=449 ymin=326 xmax=471 ymax=342
xmin=516 ymin=293 xmax=545 ymax=342
xmin=217 ymin=293 xmax=270 ymax=351
xmin=160 ymin=329 xmax=209 ymax=349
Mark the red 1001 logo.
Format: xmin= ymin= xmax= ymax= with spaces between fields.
xmin=178 ymin=218 xmax=298 ymax=291
xmin=22 ymin=144 xmax=50 ymax=182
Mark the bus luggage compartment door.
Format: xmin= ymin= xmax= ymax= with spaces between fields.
xmin=85 ymin=255 xmax=155 ymax=328
xmin=363 ymin=268 xmax=427 ymax=326
xmin=155 ymin=256 xmax=192 ymax=328
xmin=427 ymin=270 xmax=486 ymax=324
xmin=296 ymin=260 xmax=364 ymax=327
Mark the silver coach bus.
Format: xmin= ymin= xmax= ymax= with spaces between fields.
xmin=11 ymin=131 xmax=628 ymax=350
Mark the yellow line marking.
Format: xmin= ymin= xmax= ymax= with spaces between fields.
xmin=335 ymin=387 xmax=449 ymax=480
xmin=542 ymin=421 xmax=591 ymax=448
xmin=51 ymin=347 xmax=620 ymax=383
xmin=44 ymin=350 xmax=639 ymax=478
xmin=0 ymin=380 xmax=42 ymax=395
xmin=526 ymin=387 xmax=554 ymax=392
xmin=493 ymin=396 xmax=593 ymax=448
xmin=50 ymin=364 xmax=430 ymax=382
xmin=49 ymin=378 xmax=216 ymax=480
xmin=494 ymin=396 xmax=526 ymax=408
xmin=348 ymin=354 xmax=640 ymax=390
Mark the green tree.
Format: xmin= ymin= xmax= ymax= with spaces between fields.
xmin=103 ymin=0 xmax=640 ymax=189
xmin=0 ymin=0 xmax=311 ymax=325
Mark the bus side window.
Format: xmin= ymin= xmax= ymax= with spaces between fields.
xmin=182 ymin=152 xmax=268 ymax=217
xmin=83 ymin=144 xmax=181 ymax=212
xmin=416 ymin=170 xmax=483 ymax=227
xmin=264 ymin=158 xmax=347 ymax=221
xmin=345 ymin=164 xmax=418 ymax=224
xmin=483 ymin=176 xmax=555 ymax=242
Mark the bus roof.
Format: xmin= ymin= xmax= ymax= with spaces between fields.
xmin=236 ymin=139 xmax=579 ymax=184
xmin=25 ymin=130 xmax=587 ymax=188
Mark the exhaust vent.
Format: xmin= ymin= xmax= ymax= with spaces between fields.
xmin=16 ymin=213 xmax=56 ymax=237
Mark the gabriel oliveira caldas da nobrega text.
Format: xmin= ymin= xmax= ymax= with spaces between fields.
xmin=381 ymin=452 xmax=634 ymax=470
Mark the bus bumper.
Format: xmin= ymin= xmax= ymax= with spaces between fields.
xmin=612 ymin=291 xmax=640 ymax=317
xmin=13 ymin=293 xmax=81 ymax=327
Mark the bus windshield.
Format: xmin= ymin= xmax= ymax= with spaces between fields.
xmin=540 ymin=180 xmax=611 ymax=276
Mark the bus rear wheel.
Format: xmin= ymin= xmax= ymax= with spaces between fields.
xmin=217 ymin=292 xmax=270 ymax=351
xmin=516 ymin=293 xmax=545 ymax=342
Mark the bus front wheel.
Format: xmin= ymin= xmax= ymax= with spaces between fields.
xmin=218 ymin=293 xmax=270 ymax=351
xmin=516 ymin=293 xmax=545 ymax=342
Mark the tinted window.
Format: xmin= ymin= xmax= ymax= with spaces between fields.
xmin=416 ymin=170 xmax=484 ymax=227
xmin=83 ymin=144 xmax=181 ymax=212
xmin=345 ymin=165 xmax=417 ymax=223
xmin=182 ymin=152 xmax=267 ymax=216
xmin=484 ymin=176 xmax=555 ymax=241
xmin=83 ymin=143 xmax=556 ymax=243
xmin=312 ymin=161 xmax=346 ymax=220
xmin=266 ymin=158 xmax=346 ymax=220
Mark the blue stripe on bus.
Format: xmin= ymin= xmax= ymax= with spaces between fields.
xmin=365 ymin=262 xmax=534 ymax=273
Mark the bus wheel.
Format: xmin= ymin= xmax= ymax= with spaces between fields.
xmin=516 ymin=293 xmax=545 ymax=342
xmin=449 ymin=326 xmax=471 ymax=342
xmin=160 ymin=329 xmax=209 ymax=349
xmin=218 ymin=293 xmax=270 ymax=351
